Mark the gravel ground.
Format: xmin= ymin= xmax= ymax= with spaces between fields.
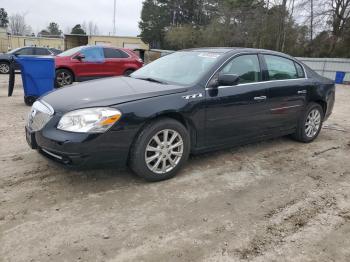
xmin=0 ymin=75 xmax=350 ymax=262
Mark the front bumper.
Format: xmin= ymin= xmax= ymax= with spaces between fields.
xmin=26 ymin=124 xmax=136 ymax=168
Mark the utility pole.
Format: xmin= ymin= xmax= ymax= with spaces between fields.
xmin=113 ymin=0 xmax=116 ymax=35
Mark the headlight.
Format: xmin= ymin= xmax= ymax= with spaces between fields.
xmin=57 ymin=108 xmax=122 ymax=133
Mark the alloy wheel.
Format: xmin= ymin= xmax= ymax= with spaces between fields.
xmin=305 ymin=108 xmax=321 ymax=138
xmin=0 ymin=63 xmax=10 ymax=74
xmin=56 ymin=72 xmax=72 ymax=86
xmin=145 ymin=129 xmax=184 ymax=174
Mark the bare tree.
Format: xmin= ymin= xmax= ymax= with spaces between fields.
xmin=9 ymin=13 xmax=31 ymax=36
xmin=310 ymin=0 xmax=314 ymax=42
xmin=295 ymin=0 xmax=324 ymax=53
xmin=281 ymin=0 xmax=296 ymax=51
xmin=64 ymin=26 xmax=71 ymax=34
xmin=82 ymin=21 xmax=99 ymax=36
xmin=275 ymin=0 xmax=287 ymax=51
xmin=88 ymin=21 xmax=99 ymax=35
xmin=328 ymin=0 xmax=350 ymax=53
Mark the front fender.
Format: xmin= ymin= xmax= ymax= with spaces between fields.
xmin=112 ymin=91 xmax=206 ymax=149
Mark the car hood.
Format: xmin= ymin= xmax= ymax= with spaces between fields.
xmin=0 ymin=53 xmax=12 ymax=59
xmin=42 ymin=77 xmax=188 ymax=113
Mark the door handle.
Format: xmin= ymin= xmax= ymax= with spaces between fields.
xmin=297 ymin=90 xmax=307 ymax=94
xmin=254 ymin=96 xmax=267 ymax=101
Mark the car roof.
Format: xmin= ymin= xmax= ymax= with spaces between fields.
xmin=182 ymin=47 xmax=293 ymax=59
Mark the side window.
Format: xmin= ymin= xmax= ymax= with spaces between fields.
xmin=264 ymin=55 xmax=298 ymax=80
xmin=16 ymin=48 xmax=34 ymax=55
xmin=103 ymin=48 xmax=129 ymax=58
xmin=294 ymin=62 xmax=305 ymax=78
xmin=81 ymin=47 xmax=104 ymax=62
xmin=220 ymin=54 xmax=260 ymax=84
xmin=35 ymin=48 xmax=51 ymax=55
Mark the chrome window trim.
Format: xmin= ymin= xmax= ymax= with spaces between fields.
xmin=205 ymin=52 xmax=308 ymax=90
xmin=211 ymin=78 xmax=308 ymax=90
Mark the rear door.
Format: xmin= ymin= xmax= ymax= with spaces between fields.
xmin=205 ymin=54 xmax=270 ymax=146
xmin=261 ymin=54 xmax=310 ymax=131
xmin=103 ymin=48 xmax=130 ymax=76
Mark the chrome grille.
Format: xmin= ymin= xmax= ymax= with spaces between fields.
xmin=27 ymin=100 xmax=54 ymax=131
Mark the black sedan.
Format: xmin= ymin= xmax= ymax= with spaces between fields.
xmin=0 ymin=46 xmax=60 ymax=74
xmin=25 ymin=48 xmax=335 ymax=181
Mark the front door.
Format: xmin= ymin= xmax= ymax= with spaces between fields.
xmin=205 ymin=54 xmax=270 ymax=147
xmin=73 ymin=46 xmax=108 ymax=79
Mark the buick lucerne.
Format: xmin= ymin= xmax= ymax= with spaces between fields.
xmin=26 ymin=48 xmax=335 ymax=181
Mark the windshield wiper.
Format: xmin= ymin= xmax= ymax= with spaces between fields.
xmin=134 ymin=77 xmax=168 ymax=85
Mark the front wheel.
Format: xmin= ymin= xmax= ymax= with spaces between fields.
xmin=292 ymin=103 xmax=324 ymax=143
xmin=55 ymin=69 xmax=74 ymax=87
xmin=124 ymin=69 xmax=134 ymax=76
xmin=129 ymin=118 xmax=190 ymax=181
xmin=0 ymin=62 xmax=10 ymax=74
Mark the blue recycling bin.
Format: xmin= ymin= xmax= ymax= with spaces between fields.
xmin=335 ymin=71 xmax=345 ymax=84
xmin=15 ymin=56 xmax=55 ymax=105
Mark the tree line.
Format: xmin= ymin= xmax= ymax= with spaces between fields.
xmin=139 ymin=0 xmax=350 ymax=58
xmin=0 ymin=8 xmax=99 ymax=37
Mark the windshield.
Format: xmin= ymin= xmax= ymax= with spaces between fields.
xmin=131 ymin=51 xmax=221 ymax=85
xmin=57 ymin=46 xmax=84 ymax=57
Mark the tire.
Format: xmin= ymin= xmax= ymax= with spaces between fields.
xmin=292 ymin=102 xmax=324 ymax=143
xmin=129 ymin=118 xmax=190 ymax=182
xmin=124 ymin=69 xmax=134 ymax=76
xmin=8 ymin=63 xmax=15 ymax=96
xmin=24 ymin=96 xmax=37 ymax=106
xmin=55 ymin=69 xmax=74 ymax=88
xmin=0 ymin=61 xmax=10 ymax=74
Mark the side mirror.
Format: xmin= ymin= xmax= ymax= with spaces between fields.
xmin=218 ymin=74 xmax=239 ymax=86
xmin=75 ymin=53 xmax=85 ymax=61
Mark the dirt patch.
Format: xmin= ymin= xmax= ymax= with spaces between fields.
xmin=237 ymin=193 xmax=337 ymax=260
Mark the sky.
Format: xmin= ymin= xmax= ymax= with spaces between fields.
xmin=1 ymin=0 xmax=144 ymax=36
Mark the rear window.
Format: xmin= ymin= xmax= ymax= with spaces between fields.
xmin=36 ymin=48 xmax=51 ymax=55
xmin=264 ymin=55 xmax=298 ymax=80
xmin=103 ymin=48 xmax=129 ymax=58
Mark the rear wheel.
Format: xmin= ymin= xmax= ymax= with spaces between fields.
xmin=24 ymin=96 xmax=37 ymax=106
xmin=0 ymin=62 xmax=10 ymax=74
xmin=292 ymin=102 xmax=324 ymax=143
xmin=129 ymin=118 xmax=190 ymax=181
xmin=55 ymin=69 xmax=74 ymax=87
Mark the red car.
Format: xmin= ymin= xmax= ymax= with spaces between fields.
xmin=55 ymin=46 xmax=143 ymax=87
